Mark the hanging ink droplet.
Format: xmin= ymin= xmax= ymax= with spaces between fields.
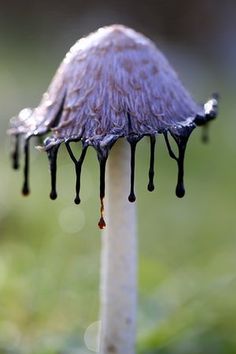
xmin=47 ymin=145 xmax=59 ymax=200
xmin=98 ymin=198 xmax=106 ymax=229
xmin=65 ymin=142 xmax=88 ymax=205
xmin=74 ymin=195 xmax=81 ymax=205
xmin=164 ymin=132 xmax=178 ymax=160
xmin=22 ymin=139 xmax=30 ymax=196
xmin=175 ymin=179 xmax=185 ymax=198
xmin=11 ymin=135 xmax=20 ymax=170
xmin=147 ymin=135 xmax=156 ymax=192
xmin=98 ymin=217 xmax=106 ymax=229
xmin=74 ymin=146 xmax=88 ymax=205
xmin=128 ymin=141 xmax=137 ymax=202
xmin=98 ymin=156 xmax=107 ymax=228
xmin=175 ymin=137 xmax=188 ymax=198
xmin=164 ymin=132 xmax=188 ymax=198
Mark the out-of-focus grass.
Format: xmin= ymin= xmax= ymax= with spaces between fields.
xmin=0 ymin=41 xmax=236 ymax=353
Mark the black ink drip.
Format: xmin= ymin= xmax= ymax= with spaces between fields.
xmin=164 ymin=132 xmax=188 ymax=198
xmin=74 ymin=147 xmax=88 ymax=204
xmin=47 ymin=145 xmax=60 ymax=200
xmin=11 ymin=135 xmax=20 ymax=170
xmin=66 ymin=142 xmax=88 ymax=205
xmin=22 ymin=139 xmax=30 ymax=196
xmin=148 ymin=135 xmax=156 ymax=191
xmin=128 ymin=141 xmax=137 ymax=202
xmin=98 ymin=156 xmax=107 ymax=229
xmin=175 ymin=139 xmax=187 ymax=198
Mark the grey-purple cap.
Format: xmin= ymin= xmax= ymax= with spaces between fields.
xmin=8 ymin=25 xmax=218 ymax=228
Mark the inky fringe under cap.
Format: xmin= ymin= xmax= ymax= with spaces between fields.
xmin=9 ymin=25 xmax=218 ymax=228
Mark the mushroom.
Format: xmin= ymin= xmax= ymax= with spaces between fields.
xmin=8 ymin=25 xmax=218 ymax=354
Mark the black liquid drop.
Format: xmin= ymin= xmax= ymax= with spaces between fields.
xmin=98 ymin=156 xmax=107 ymax=229
xmin=175 ymin=137 xmax=188 ymax=198
xmin=47 ymin=145 xmax=59 ymax=200
xmin=22 ymin=139 xmax=30 ymax=196
xmin=164 ymin=132 xmax=188 ymax=198
xmin=12 ymin=135 xmax=20 ymax=170
xmin=98 ymin=216 xmax=106 ymax=229
xmin=74 ymin=146 xmax=88 ymax=205
xmin=147 ymin=135 xmax=156 ymax=192
xmin=65 ymin=142 xmax=88 ymax=205
xmin=74 ymin=195 xmax=81 ymax=205
xmin=99 ymin=157 xmax=106 ymax=201
xmin=164 ymin=132 xmax=178 ymax=161
xmin=128 ymin=141 xmax=137 ymax=202
xmin=65 ymin=142 xmax=77 ymax=164
xmin=98 ymin=198 xmax=106 ymax=229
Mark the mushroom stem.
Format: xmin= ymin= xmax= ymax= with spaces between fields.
xmin=100 ymin=139 xmax=137 ymax=354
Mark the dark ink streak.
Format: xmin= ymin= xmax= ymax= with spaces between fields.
xmin=65 ymin=142 xmax=77 ymax=164
xmin=74 ymin=146 xmax=88 ymax=204
xmin=11 ymin=135 xmax=20 ymax=170
xmin=148 ymin=135 xmax=156 ymax=191
xmin=127 ymin=112 xmax=133 ymax=134
xmin=175 ymin=138 xmax=187 ymax=198
xmin=22 ymin=139 xmax=30 ymax=196
xmin=65 ymin=142 xmax=88 ymax=204
xmin=98 ymin=198 xmax=106 ymax=230
xmin=47 ymin=145 xmax=60 ymax=200
xmin=98 ymin=156 xmax=107 ymax=229
xmin=164 ymin=132 xmax=188 ymax=198
xmin=164 ymin=132 xmax=178 ymax=161
xmin=128 ymin=141 xmax=137 ymax=202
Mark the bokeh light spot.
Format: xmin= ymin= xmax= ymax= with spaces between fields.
xmin=84 ymin=320 xmax=101 ymax=352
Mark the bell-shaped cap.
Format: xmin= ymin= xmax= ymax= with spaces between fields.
xmin=8 ymin=25 xmax=218 ymax=228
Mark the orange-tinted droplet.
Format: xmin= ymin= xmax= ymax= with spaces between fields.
xmin=98 ymin=217 xmax=106 ymax=229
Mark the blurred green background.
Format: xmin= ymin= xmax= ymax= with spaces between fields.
xmin=0 ymin=0 xmax=236 ymax=353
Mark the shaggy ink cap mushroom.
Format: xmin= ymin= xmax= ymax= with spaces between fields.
xmin=9 ymin=25 xmax=218 ymax=228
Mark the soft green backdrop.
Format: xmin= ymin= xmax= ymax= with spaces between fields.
xmin=0 ymin=1 xmax=235 ymax=353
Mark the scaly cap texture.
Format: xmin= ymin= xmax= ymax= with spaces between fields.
xmin=9 ymin=25 xmax=218 ymax=228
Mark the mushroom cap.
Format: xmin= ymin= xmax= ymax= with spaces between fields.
xmin=9 ymin=24 xmax=216 ymax=154
xmin=8 ymin=25 xmax=218 ymax=228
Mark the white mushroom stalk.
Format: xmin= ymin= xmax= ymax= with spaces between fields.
xmin=100 ymin=139 xmax=137 ymax=354
xmin=8 ymin=25 xmax=218 ymax=354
